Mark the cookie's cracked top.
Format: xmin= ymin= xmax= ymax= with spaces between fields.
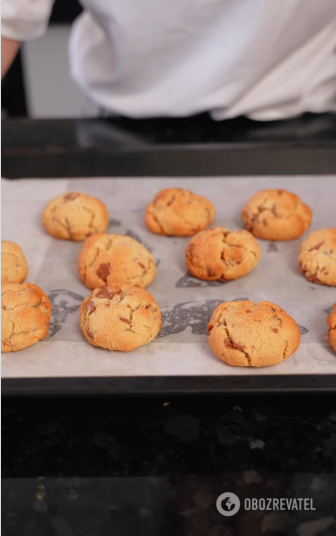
xmin=298 ymin=228 xmax=336 ymax=287
xmin=207 ymin=300 xmax=301 ymax=367
xmin=1 ymin=240 xmax=28 ymax=284
xmin=145 ymin=188 xmax=215 ymax=236
xmin=78 ymin=233 xmax=156 ymax=290
xmin=80 ymin=283 xmax=161 ymax=352
xmin=186 ymin=227 xmax=261 ymax=281
xmin=42 ymin=192 xmax=109 ymax=241
xmin=241 ymin=189 xmax=312 ymax=241
xmin=1 ymin=282 xmax=52 ymax=353
xmin=327 ymin=302 xmax=336 ymax=351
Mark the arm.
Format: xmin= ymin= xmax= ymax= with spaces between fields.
xmin=2 ymin=37 xmax=21 ymax=78
xmin=2 ymin=0 xmax=55 ymax=76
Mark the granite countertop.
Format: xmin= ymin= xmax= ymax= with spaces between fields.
xmin=2 ymin=395 xmax=336 ymax=536
xmin=2 ymin=113 xmax=336 ymax=536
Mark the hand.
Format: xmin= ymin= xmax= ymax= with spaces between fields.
xmin=1 ymin=37 xmax=21 ymax=79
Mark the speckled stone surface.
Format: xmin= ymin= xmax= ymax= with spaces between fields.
xmin=2 ymin=396 xmax=336 ymax=535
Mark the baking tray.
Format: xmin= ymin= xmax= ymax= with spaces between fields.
xmin=2 ymin=116 xmax=336 ymax=179
xmin=2 ymin=175 xmax=335 ymax=396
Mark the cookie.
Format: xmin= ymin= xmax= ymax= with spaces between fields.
xmin=1 ymin=282 xmax=52 ymax=353
xmin=145 ymin=188 xmax=215 ymax=236
xmin=80 ymin=283 xmax=161 ymax=352
xmin=328 ymin=303 xmax=336 ymax=352
xmin=186 ymin=227 xmax=261 ymax=281
xmin=42 ymin=192 xmax=109 ymax=241
xmin=78 ymin=233 xmax=156 ymax=290
xmin=208 ymin=300 xmax=301 ymax=367
xmin=1 ymin=241 xmax=28 ymax=284
xmin=241 ymin=189 xmax=312 ymax=241
xmin=298 ymin=228 xmax=336 ymax=286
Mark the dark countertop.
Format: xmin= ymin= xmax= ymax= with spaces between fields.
xmin=2 ymin=395 xmax=336 ymax=536
xmin=2 ymin=113 xmax=336 ymax=536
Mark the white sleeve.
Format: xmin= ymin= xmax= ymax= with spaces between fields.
xmin=1 ymin=0 xmax=55 ymax=41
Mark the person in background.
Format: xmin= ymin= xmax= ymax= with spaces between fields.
xmin=2 ymin=0 xmax=336 ymax=121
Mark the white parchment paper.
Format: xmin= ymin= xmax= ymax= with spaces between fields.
xmin=2 ymin=176 xmax=336 ymax=378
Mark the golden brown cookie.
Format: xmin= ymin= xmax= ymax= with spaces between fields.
xmin=1 ymin=282 xmax=52 ymax=353
xmin=1 ymin=241 xmax=28 ymax=284
xmin=241 ymin=189 xmax=312 ymax=241
xmin=208 ymin=300 xmax=301 ymax=367
xmin=328 ymin=303 xmax=336 ymax=352
xmin=186 ymin=227 xmax=261 ymax=281
xmin=298 ymin=228 xmax=336 ymax=286
xmin=80 ymin=283 xmax=161 ymax=352
xmin=42 ymin=192 xmax=109 ymax=241
xmin=145 ymin=188 xmax=215 ymax=237
xmin=78 ymin=233 xmax=156 ymax=290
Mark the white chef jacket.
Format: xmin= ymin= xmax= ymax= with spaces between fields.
xmin=2 ymin=0 xmax=336 ymax=120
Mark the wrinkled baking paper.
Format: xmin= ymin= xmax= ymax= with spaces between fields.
xmin=2 ymin=176 xmax=335 ymax=378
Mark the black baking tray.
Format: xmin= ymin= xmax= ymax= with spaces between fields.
xmin=2 ymin=115 xmax=336 ymax=395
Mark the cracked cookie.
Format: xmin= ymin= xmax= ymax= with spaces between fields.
xmin=298 ymin=228 xmax=336 ymax=286
xmin=208 ymin=300 xmax=301 ymax=367
xmin=1 ymin=241 xmax=28 ymax=284
xmin=78 ymin=233 xmax=156 ymax=290
xmin=1 ymin=282 xmax=52 ymax=353
xmin=186 ymin=227 xmax=261 ymax=281
xmin=328 ymin=303 xmax=336 ymax=352
xmin=42 ymin=192 xmax=109 ymax=241
xmin=80 ymin=283 xmax=161 ymax=352
xmin=145 ymin=188 xmax=215 ymax=236
xmin=241 ymin=189 xmax=312 ymax=241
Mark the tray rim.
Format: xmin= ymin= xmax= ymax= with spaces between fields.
xmin=3 ymin=142 xmax=336 ymax=178
xmin=2 ymin=374 xmax=336 ymax=396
